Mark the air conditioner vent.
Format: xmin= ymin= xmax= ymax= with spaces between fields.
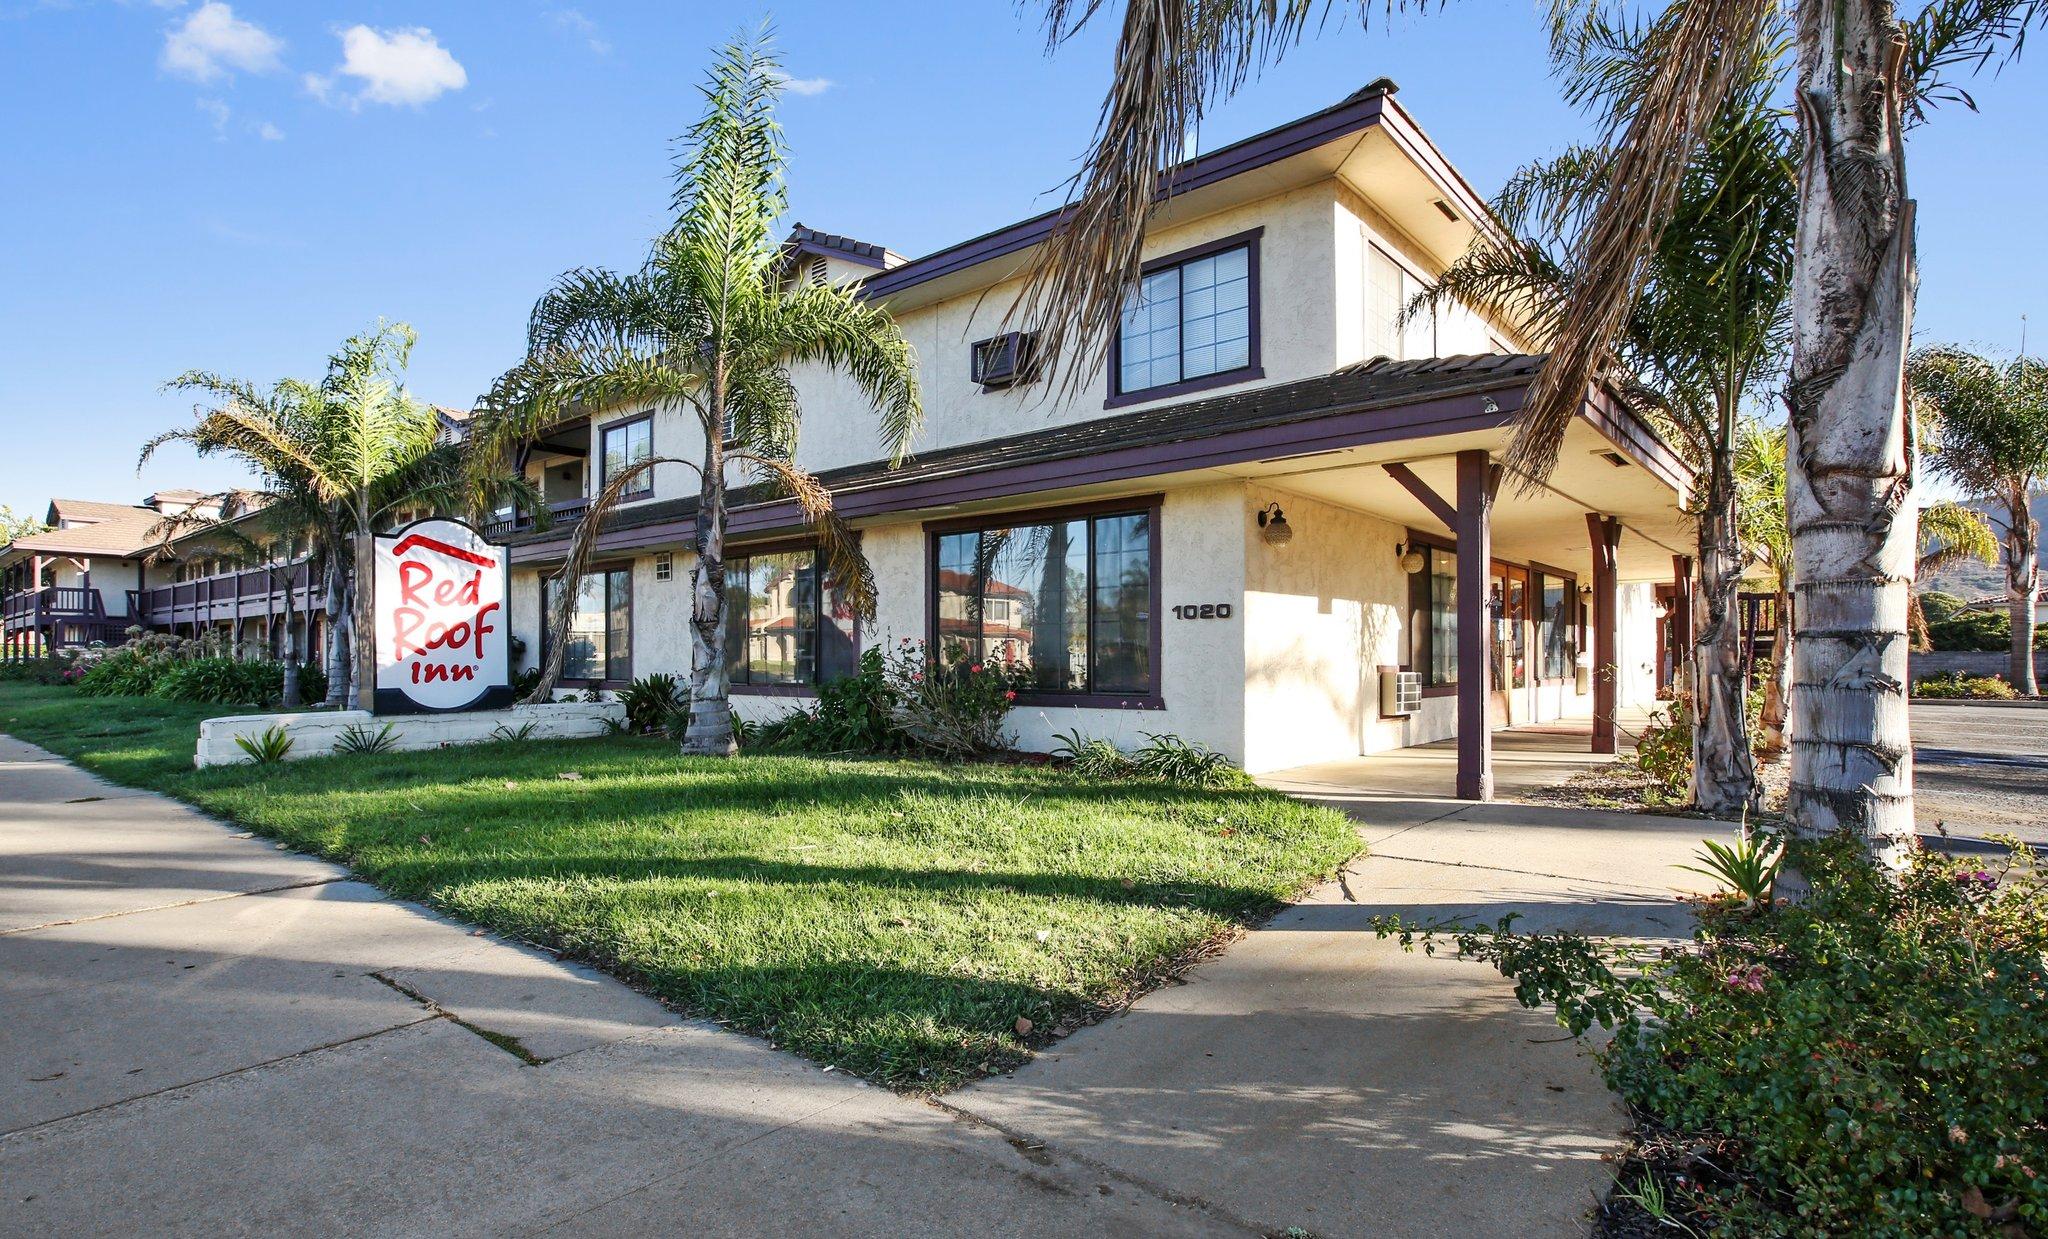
xmin=970 ymin=331 xmax=1039 ymax=390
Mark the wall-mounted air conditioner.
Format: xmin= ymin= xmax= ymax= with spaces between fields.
xmin=1381 ymin=667 xmax=1421 ymax=717
xmin=970 ymin=331 xmax=1039 ymax=389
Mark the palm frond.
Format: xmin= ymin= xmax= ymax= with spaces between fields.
xmin=1508 ymin=0 xmax=1775 ymax=485
xmin=1905 ymin=0 xmax=2048 ymax=120
xmin=1917 ymin=499 xmax=1998 ymax=572
xmin=730 ymin=451 xmax=877 ymax=622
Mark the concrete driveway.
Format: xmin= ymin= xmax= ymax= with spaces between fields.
xmin=0 ymin=733 xmax=1713 ymax=1237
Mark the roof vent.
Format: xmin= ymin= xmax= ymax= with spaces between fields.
xmin=1431 ymin=198 xmax=1460 ymax=222
xmin=1597 ymin=450 xmax=1629 ymax=468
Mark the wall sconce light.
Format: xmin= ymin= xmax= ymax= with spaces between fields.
xmin=1395 ymin=541 xmax=1425 ymax=574
xmin=1257 ymin=503 xmax=1293 ymax=546
xmin=1579 ymin=584 xmax=1594 ymax=597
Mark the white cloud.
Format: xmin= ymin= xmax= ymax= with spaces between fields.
xmin=255 ymin=119 xmax=283 ymax=141
xmin=161 ymin=2 xmax=282 ymax=82
xmin=310 ymin=24 xmax=467 ymax=108
xmin=549 ymin=7 xmax=608 ymax=54
xmin=195 ymin=95 xmax=229 ymax=139
xmin=780 ymin=75 xmax=832 ymax=97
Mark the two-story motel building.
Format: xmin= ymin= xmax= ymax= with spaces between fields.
xmin=500 ymin=82 xmax=1695 ymax=796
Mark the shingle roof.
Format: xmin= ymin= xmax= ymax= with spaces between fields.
xmin=502 ymin=353 xmax=1553 ymax=550
xmin=8 ymin=501 xmax=163 ymax=559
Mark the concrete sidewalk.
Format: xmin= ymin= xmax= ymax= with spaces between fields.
xmin=1 ymin=732 xmax=1712 ymax=1237
xmin=0 ymin=734 xmax=1229 ymax=1238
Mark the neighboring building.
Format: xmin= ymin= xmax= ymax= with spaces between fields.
xmin=493 ymin=80 xmax=1693 ymax=790
xmin=0 ymin=490 xmax=323 ymax=660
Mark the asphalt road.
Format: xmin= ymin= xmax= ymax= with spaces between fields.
xmin=1913 ymin=702 xmax=2048 ymax=849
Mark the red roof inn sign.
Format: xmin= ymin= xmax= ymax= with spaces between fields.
xmin=372 ymin=518 xmax=514 ymax=714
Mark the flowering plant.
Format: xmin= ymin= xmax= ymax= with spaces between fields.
xmin=882 ymin=638 xmax=1030 ymax=757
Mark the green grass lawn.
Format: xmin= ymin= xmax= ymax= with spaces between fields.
xmin=0 ymin=682 xmax=1361 ymax=1089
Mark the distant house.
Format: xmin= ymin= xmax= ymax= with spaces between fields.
xmin=1 ymin=490 xmax=323 ymax=660
xmin=486 ymin=80 xmax=1690 ymax=791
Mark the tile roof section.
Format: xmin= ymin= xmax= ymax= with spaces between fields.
xmin=781 ymin=224 xmax=905 ymax=271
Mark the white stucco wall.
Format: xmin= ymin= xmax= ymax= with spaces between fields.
xmin=1240 ymin=485 xmax=1412 ymax=773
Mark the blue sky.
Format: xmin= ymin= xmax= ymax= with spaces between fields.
xmin=3 ymin=1 xmax=2043 ymax=514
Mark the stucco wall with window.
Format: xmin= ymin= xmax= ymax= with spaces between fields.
xmin=784 ymin=182 xmax=1341 ymax=478
xmin=1333 ymin=183 xmax=1527 ymax=366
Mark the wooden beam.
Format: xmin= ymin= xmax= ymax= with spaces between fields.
xmin=1382 ymin=462 xmax=1457 ymax=532
xmin=1587 ymin=513 xmax=1622 ymax=754
xmin=1456 ymin=450 xmax=1494 ymax=801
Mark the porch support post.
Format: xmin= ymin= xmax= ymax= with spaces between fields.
xmin=1671 ymin=554 xmax=1695 ymax=691
xmin=1588 ymin=513 xmax=1623 ymax=754
xmin=1456 ymin=450 xmax=1494 ymax=801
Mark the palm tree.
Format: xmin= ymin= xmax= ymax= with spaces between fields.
xmin=1012 ymin=0 xmax=2046 ymax=865
xmin=148 ymin=323 xmax=534 ymax=708
xmin=1909 ymin=345 xmax=2048 ymax=692
xmin=1412 ymin=31 xmax=1793 ymax=814
xmin=1909 ymin=500 xmax=1999 ymax=650
xmin=470 ymin=33 xmax=921 ymax=755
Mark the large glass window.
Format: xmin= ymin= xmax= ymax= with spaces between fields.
xmin=1117 ymin=244 xmax=1252 ymax=395
xmin=933 ymin=508 xmax=1154 ymax=697
xmin=600 ymin=416 xmax=653 ymax=498
xmin=1537 ymin=572 xmax=1576 ymax=680
xmin=543 ymin=567 xmax=631 ymax=683
xmin=725 ymin=547 xmax=857 ymax=686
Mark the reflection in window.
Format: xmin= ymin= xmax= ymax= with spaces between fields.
xmin=1538 ymin=574 xmax=1575 ymax=679
xmin=1118 ymin=245 xmax=1251 ymax=395
xmin=544 ymin=567 xmax=631 ymax=682
xmin=600 ymin=417 xmax=653 ymax=497
xmin=724 ymin=547 xmax=856 ymax=686
xmin=934 ymin=510 xmax=1153 ymax=696
xmin=1429 ymin=549 xmax=1458 ymax=687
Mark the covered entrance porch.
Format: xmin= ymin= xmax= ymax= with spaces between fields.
xmin=1261 ymin=704 xmax=1661 ymax=802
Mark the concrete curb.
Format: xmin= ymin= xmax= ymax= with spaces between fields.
xmin=1910 ymin=697 xmax=2048 ymax=709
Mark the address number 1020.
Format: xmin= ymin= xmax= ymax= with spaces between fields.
xmin=1170 ymin=603 xmax=1234 ymax=620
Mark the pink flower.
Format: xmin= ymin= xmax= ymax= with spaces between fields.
xmin=1722 ymin=964 xmax=1769 ymax=994
xmin=971 ymin=664 xmax=984 ymax=674
xmin=1004 ymin=690 xmax=1016 ymax=701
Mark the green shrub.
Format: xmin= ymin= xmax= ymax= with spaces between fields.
xmin=1132 ymin=733 xmax=1247 ymax=788
xmin=153 ymin=657 xmax=287 ymax=705
xmin=1632 ymin=697 xmax=1694 ymax=802
xmin=1915 ymin=670 xmax=2021 ymax=699
xmin=742 ymin=648 xmax=914 ymax=756
xmin=1051 ymin=729 xmax=1137 ymax=779
xmin=75 ymin=643 xmax=175 ymax=697
xmin=1918 ymin=589 xmax=1966 ymax=624
xmin=1928 ymin=609 xmax=2048 ymax=652
xmin=0 ymin=653 xmax=78 ymax=685
xmin=883 ymin=639 xmax=1029 ymax=757
xmin=1379 ymin=836 xmax=2048 ymax=1236
xmin=620 ymin=673 xmax=683 ymax=733
xmin=333 ymin=722 xmax=400 ymax=756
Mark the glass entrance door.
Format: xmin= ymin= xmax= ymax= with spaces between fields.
xmin=1490 ymin=563 xmax=1528 ymax=691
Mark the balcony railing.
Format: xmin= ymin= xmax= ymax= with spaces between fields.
xmin=133 ymin=560 xmax=322 ymax=628
xmin=486 ymin=497 xmax=591 ymax=539
xmin=2 ymin=585 xmax=129 ymax=649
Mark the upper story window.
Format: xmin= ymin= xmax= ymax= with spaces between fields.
xmin=1364 ymin=241 xmax=1435 ymax=361
xmin=600 ymin=415 xmax=653 ymax=498
xmin=1108 ymin=229 xmax=1262 ymax=408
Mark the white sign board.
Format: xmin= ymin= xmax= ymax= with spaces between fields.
xmin=372 ymin=518 xmax=513 ymax=714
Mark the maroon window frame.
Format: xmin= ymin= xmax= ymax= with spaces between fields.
xmin=540 ymin=560 xmax=634 ymax=689
xmin=725 ymin=535 xmax=864 ymax=698
xmin=923 ymin=495 xmax=1165 ymax=710
xmin=599 ymin=413 xmax=655 ymax=499
xmin=1105 ymin=228 xmax=1265 ymax=410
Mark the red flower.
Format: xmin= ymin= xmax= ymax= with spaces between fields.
xmin=970 ymin=664 xmax=985 ymax=674
xmin=1004 ymin=690 xmax=1016 ymax=701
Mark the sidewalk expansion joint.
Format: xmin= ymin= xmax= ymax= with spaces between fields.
xmin=0 ymin=1016 xmax=440 ymax=1142
xmin=1368 ymin=850 xmax=1678 ymax=894
xmin=369 ymin=971 xmax=547 ymax=1065
xmin=0 ymin=876 xmax=351 ymax=937
xmin=923 ymin=1098 xmax=1270 ymax=1235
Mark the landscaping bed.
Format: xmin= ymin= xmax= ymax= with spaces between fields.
xmin=0 ymin=683 xmax=1360 ymax=1090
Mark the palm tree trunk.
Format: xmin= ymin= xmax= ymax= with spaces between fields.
xmin=278 ymin=563 xmax=301 ymax=709
xmin=321 ymin=548 xmax=350 ymax=708
xmin=683 ymin=377 xmax=738 ymax=756
xmin=2007 ymin=491 xmax=2039 ymax=695
xmin=1692 ymin=451 xmax=1756 ymax=814
xmin=1784 ymin=0 xmax=1918 ymax=870
xmin=351 ymin=497 xmax=375 ymax=712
